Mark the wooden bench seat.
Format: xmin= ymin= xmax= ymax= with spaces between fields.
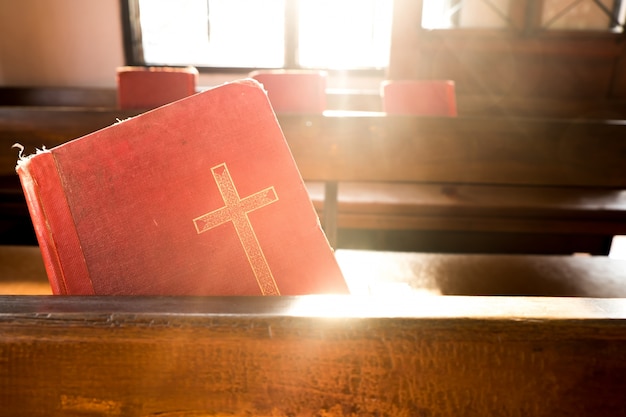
xmin=4 ymin=245 xmax=625 ymax=298
xmin=336 ymin=249 xmax=626 ymax=297
xmin=305 ymin=181 xmax=626 ymax=233
xmin=303 ymin=181 xmax=626 ymax=253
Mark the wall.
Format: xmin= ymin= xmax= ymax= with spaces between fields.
xmin=0 ymin=0 xmax=125 ymax=87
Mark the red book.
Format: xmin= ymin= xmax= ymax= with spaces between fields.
xmin=248 ymin=70 xmax=327 ymax=113
xmin=382 ymin=80 xmax=457 ymax=117
xmin=16 ymin=79 xmax=349 ymax=296
xmin=117 ymin=66 xmax=198 ymax=110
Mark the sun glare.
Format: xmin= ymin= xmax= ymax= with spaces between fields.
xmin=138 ymin=0 xmax=392 ymax=70
xmin=298 ymin=0 xmax=393 ymax=70
xmin=139 ymin=0 xmax=285 ymax=68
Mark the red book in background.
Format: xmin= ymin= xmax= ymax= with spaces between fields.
xmin=117 ymin=66 xmax=198 ymax=110
xmin=248 ymin=70 xmax=327 ymax=113
xmin=381 ymin=80 xmax=457 ymax=117
xmin=16 ymin=79 xmax=349 ymax=296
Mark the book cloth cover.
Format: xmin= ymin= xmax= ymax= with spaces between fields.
xmin=117 ymin=66 xmax=198 ymax=110
xmin=16 ymin=79 xmax=348 ymax=296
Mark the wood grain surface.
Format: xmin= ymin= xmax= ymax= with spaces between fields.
xmin=3 ymin=109 xmax=626 ymax=188
xmin=1 ymin=295 xmax=625 ymax=416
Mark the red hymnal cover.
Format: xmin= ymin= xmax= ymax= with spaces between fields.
xmin=16 ymin=79 xmax=349 ymax=296
xmin=248 ymin=70 xmax=327 ymax=113
xmin=117 ymin=66 xmax=198 ymax=110
xmin=381 ymin=80 xmax=457 ymax=117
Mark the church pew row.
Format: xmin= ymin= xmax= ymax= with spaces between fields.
xmin=2 ymin=107 xmax=626 ymax=253
xmin=4 ymin=85 xmax=626 ymax=118
xmin=2 ymin=245 xmax=626 ymax=298
xmin=281 ymin=113 xmax=626 ymax=253
xmin=1 ymin=294 xmax=626 ymax=416
xmin=2 ymin=240 xmax=626 ymax=414
xmin=2 ymin=247 xmax=626 ymax=415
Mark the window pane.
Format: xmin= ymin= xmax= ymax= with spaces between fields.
xmin=542 ymin=0 xmax=624 ymax=31
xmin=138 ymin=0 xmax=285 ymax=68
xmin=422 ymin=0 xmax=512 ymax=29
xmin=297 ymin=0 xmax=393 ymax=69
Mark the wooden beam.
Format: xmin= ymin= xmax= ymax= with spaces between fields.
xmin=1 ymin=295 xmax=625 ymax=416
xmin=5 ymin=108 xmax=625 ymax=186
xmin=3 ymin=245 xmax=626 ymax=297
xmin=279 ymin=114 xmax=626 ymax=187
xmin=0 ymin=87 xmax=117 ymax=107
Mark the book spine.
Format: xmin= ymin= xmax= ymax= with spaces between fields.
xmin=16 ymin=152 xmax=94 ymax=295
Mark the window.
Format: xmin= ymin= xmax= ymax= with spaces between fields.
xmin=122 ymin=0 xmax=393 ymax=71
xmin=420 ymin=0 xmax=626 ymax=33
xmin=422 ymin=0 xmax=514 ymax=29
xmin=541 ymin=0 xmax=626 ymax=31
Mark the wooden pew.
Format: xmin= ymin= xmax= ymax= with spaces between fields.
xmin=2 ymin=243 xmax=626 ymax=414
xmin=1 ymin=294 xmax=626 ymax=416
xmin=2 ymin=107 xmax=626 ymax=253
xmin=2 ymin=242 xmax=626 ymax=415
xmin=284 ymin=113 xmax=626 ymax=253
xmin=6 ymin=85 xmax=626 ymax=119
xmin=3 ymin=244 xmax=626 ymax=298
xmin=0 ymin=86 xmax=118 ymax=108
xmin=2 ymin=94 xmax=625 ymax=415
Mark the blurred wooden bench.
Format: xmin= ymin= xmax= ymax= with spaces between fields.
xmin=2 ymin=106 xmax=626 ymax=254
xmin=282 ymin=113 xmax=626 ymax=254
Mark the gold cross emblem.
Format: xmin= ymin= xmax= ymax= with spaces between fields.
xmin=193 ymin=163 xmax=280 ymax=295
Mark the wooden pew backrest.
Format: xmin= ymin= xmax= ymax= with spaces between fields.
xmin=2 ymin=108 xmax=626 ymax=252
xmin=1 ymin=295 xmax=626 ymax=416
xmin=281 ymin=114 xmax=626 ymax=188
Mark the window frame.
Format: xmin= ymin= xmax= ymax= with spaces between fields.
xmin=119 ymin=0 xmax=388 ymax=76
xmin=416 ymin=0 xmax=626 ymax=37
